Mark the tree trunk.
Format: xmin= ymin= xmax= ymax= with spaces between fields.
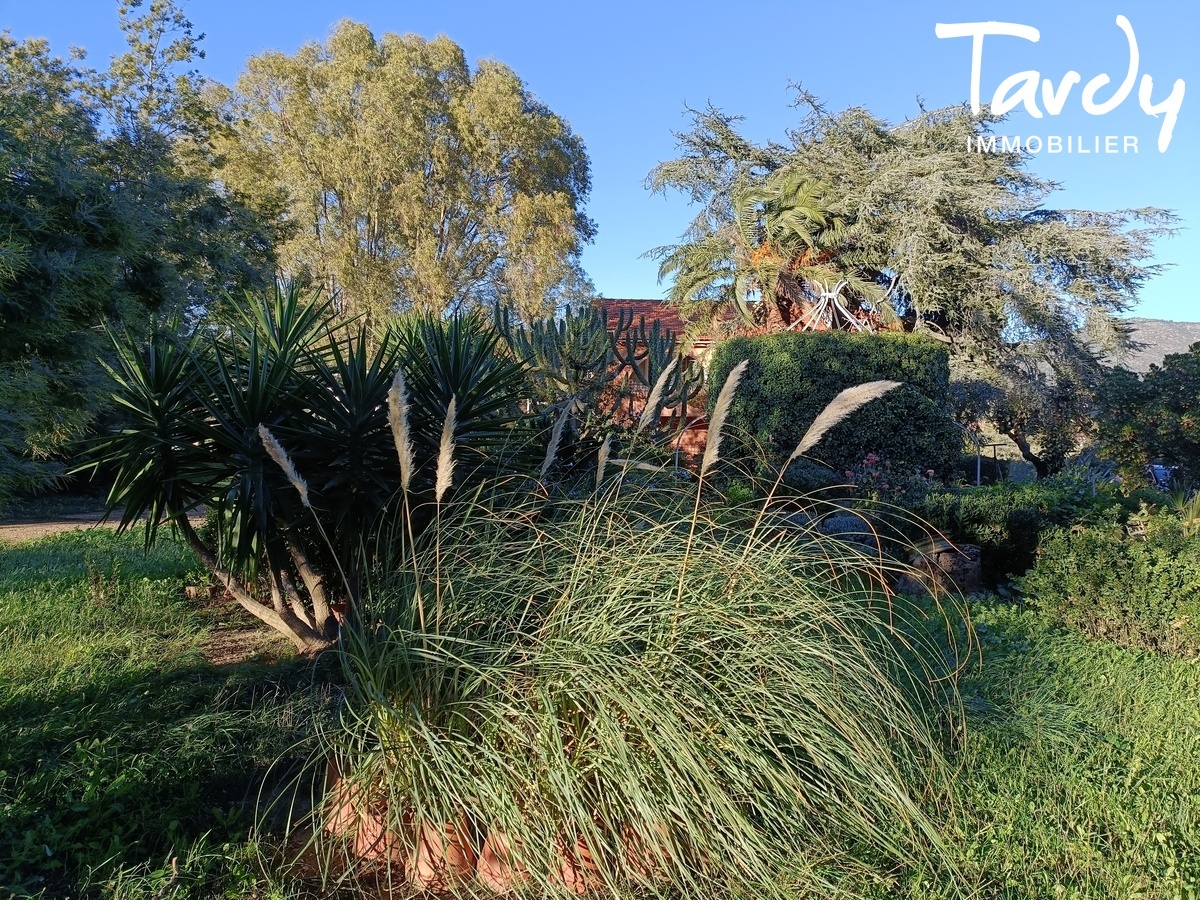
xmin=175 ymin=515 xmax=334 ymax=655
xmin=1005 ymin=430 xmax=1050 ymax=480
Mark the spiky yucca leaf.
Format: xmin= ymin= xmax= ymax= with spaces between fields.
xmin=435 ymin=398 xmax=457 ymax=503
xmin=387 ymin=369 xmax=416 ymax=493
xmin=700 ymin=359 xmax=748 ymax=478
xmin=787 ymin=380 xmax=902 ymax=462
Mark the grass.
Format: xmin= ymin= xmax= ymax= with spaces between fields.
xmin=2 ymin=525 xmax=1200 ymax=898
xmin=0 ymin=528 xmax=333 ymax=898
xmin=868 ymin=600 xmax=1200 ymax=900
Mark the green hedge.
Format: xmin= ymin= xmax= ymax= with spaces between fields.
xmin=707 ymin=331 xmax=959 ymax=483
xmin=1019 ymin=516 xmax=1200 ymax=657
xmin=918 ymin=475 xmax=1131 ymax=583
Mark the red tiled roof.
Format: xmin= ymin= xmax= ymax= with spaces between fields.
xmin=592 ymin=298 xmax=687 ymax=334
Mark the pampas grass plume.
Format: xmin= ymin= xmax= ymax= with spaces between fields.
xmin=787 ymin=380 xmax=902 ymax=463
xmin=637 ymin=357 xmax=678 ymax=433
xmin=435 ymin=398 xmax=458 ymax=503
xmin=258 ymin=424 xmax=310 ymax=508
xmin=699 ymin=359 xmax=748 ymax=478
xmin=388 ymin=369 xmax=416 ymax=493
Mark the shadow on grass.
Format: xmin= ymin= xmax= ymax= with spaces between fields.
xmin=0 ymin=648 xmax=340 ymax=895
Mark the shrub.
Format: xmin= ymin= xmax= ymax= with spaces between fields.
xmin=918 ymin=473 xmax=1132 ymax=583
xmin=85 ymin=286 xmax=530 ymax=653
xmin=1019 ymin=514 xmax=1200 ymax=656
xmin=707 ymin=331 xmax=959 ymax=486
xmin=292 ymin=369 xmax=963 ymax=897
xmin=1095 ymin=344 xmax=1200 ymax=484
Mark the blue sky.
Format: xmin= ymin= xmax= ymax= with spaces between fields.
xmin=4 ymin=0 xmax=1197 ymax=320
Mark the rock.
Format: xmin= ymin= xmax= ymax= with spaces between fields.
xmin=817 ymin=511 xmax=881 ymax=553
xmin=909 ymin=540 xmax=983 ymax=594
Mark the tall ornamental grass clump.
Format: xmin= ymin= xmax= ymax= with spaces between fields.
xmin=273 ymin=367 xmax=965 ymax=897
xmin=315 ymin=489 xmax=961 ymax=897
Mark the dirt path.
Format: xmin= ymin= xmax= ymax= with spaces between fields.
xmin=0 ymin=511 xmax=206 ymax=544
xmin=0 ymin=512 xmax=120 ymax=544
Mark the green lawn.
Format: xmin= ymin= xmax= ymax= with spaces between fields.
xmin=1 ymin=530 xmax=1198 ymax=898
xmin=0 ymin=529 xmax=331 ymax=898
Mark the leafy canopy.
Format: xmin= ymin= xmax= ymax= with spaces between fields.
xmin=217 ymin=22 xmax=596 ymax=327
xmin=649 ymin=95 xmax=1174 ymax=473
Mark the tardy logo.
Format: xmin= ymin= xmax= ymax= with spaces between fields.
xmin=935 ymin=16 xmax=1186 ymax=153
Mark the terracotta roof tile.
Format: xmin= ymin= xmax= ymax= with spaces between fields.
xmin=592 ymin=298 xmax=687 ymax=334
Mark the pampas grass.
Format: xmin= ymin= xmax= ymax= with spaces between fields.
xmin=435 ymin=398 xmax=458 ymax=503
xmin=258 ymin=424 xmax=310 ymax=508
xmin=596 ymin=434 xmax=612 ymax=491
xmin=699 ymin=359 xmax=748 ymax=478
xmin=387 ymin=369 xmax=416 ymax=493
xmin=541 ymin=406 xmax=571 ymax=479
xmin=637 ymin=358 xmax=678 ymax=433
xmin=320 ymin=481 xmax=963 ymax=898
xmin=787 ymin=380 xmax=902 ymax=463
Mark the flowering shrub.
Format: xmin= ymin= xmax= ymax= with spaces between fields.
xmin=844 ymin=453 xmax=935 ymax=505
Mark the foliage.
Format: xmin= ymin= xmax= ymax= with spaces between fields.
xmin=707 ymin=330 xmax=958 ymax=484
xmin=857 ymin=599 xmax=1200 ymax=899
xmin=86 ymin=285 xmax=530 ymax=652
xmin=494 ymin=304 xmax=703 ymax=475
xmin=216 ymin=21 xmax=595 ymax=326
xmin=649 ymin=97 xmax=1173 ymax=474
xmin=0 ymin=35 xmax=143 ymax=504
xmin=844 ymin=453 xmax=936 ymax=505
xmin=918 ymin=471 xmax=1134 ymax=583
xmin=0 ymin=6 xmax=275 ymax=508
xmin=1019 ymin=511 xmax=1200 ymax=657
xmin=0 ymin=528 xmax=327 ymax=894
xmin=314 ymin=482 xmax=960 ymax=898
xmin=1095 ymin=343 xmax=1200 ymax=485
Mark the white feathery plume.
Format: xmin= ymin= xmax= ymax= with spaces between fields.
xmin=699 ymin=359 xmax=748 ymax=478
xmin=258 ymin=424 xmax=310 ymax=508
xmin=637 ymin=357 xmax=678 ymax=433
xmin=435 ymin=398 xmax=457 ymax=503
xmin=541 ymin=405 xmax=570 ymax=479
xmin=595 ymin=434 xmax=612 ymax=491
xmin=787 ymin=380 xmax=902 ymax=462
xmin=387 ymin=368 xmax=416 ymax=493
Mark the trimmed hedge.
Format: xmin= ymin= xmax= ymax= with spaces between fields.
xmin=707 ymin=331 xmax=959 ymax=483
xmin=1019 ymin=516 xmax=1200 ymax=657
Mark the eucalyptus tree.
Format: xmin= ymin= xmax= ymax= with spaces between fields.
xmin=650 ymin=97 xmax=1174 ymax=474
xmin=216 ymin=22 xmax=595 ymax=327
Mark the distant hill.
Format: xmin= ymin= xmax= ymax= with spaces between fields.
xmin=1113 ymin=318 xmax=1200 ymax=373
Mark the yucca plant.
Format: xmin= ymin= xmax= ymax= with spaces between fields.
xmin=295 ymin=363 xmax=965 ymax=896
xmin=83 ymin=287 xmax=533 ymax=654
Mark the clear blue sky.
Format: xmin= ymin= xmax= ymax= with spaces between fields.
xmin=4 ymin=0 xmax=1197 ymax=320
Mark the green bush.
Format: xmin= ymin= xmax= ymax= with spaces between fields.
xmin=707 ymin=331 xmax=959 ymax=485
xmin=1019 ymin=514 xmax=1200 ymax=656
xmin=918 ymin=473 xmax=1132 ymax=583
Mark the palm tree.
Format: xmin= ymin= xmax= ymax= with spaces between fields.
xmin=655 ymin=168 xmax=886 ymax=333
